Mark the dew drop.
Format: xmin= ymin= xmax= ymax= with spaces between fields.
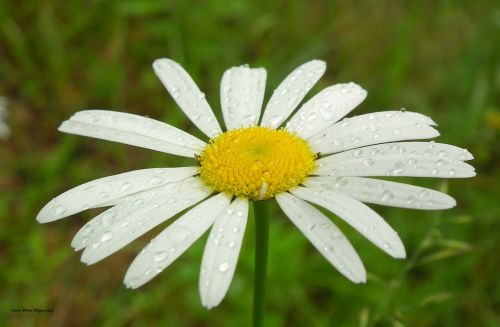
xmin=363 ymin=158 xmax=374 ymax=167
xmin=153 ymin=251 xmax=168 ymax=262
xmin=323 ymin=245 xmax=333 ymax=252
xmin=436 ymin=159 xmax=446 ymax=167
xmin=55 ymin=205 xmax=66 ymax=215
xmin=149 ymin=176 xmax=163 ymax=186
xmin=227 ymin=241 xmax=237 ymax=248
xmin=120 ymin=182 xmax=132 ymax=192
xmin=380 ymin=190 xmax=394 ymax=202
xmin=406 ymin=196 xmax=416 ymax=205
xmin=319 ymin=106 xmax=335 ymax=120
xmin=101 ymin=231 xmax=114 ymax=242
xmin=419 ymin=190 xmax=429 ymax=197
xmin=127 ymin=277 xmax=138 ymax=288
xmin=102 ymin=213 xmax=115 ymax=227
xmin=218 ymin=262 xmax=230 ymax=272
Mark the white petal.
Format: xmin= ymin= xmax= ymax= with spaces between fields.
xmin=220 ymin=66 xmax=266 ymax=130
xmin=199 ymin=197 xmax=248 ymax=309
xmin=124 ymin=192 xmax=232 ymax=289
xmin=80 ymin=178 xmax=213 ymax=264
xmin=286 ymin=83 xmax=367 ymax=139
xmin=70 ymin=177 xmax=203 ymax=250
xmin=291 ymin=187 xmax=406 ymax=258
xmin=276 ymin=193 xmax=366 ymax=283
xmin=153 ymin=58 xmax=222 ymax=138
xmin=304 ymin=176 xmax=456 ymax=210
xmin=315 ymin=142 xmax=476 ymax=178
xmin=309 ymin=111 xmax=440 ymax=154
xmin=59 ymin=110 xmax=206 ymax=157
xmin=71 ymin=204 xmax=125 ymax=251
xmin=36 ymin=167 xmax=199 ymax=223
xmin=260 ymin=60 xmax=326 ymax=128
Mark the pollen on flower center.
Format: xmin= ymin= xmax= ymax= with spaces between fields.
xmin=198 ymin=126 xmax=316 ymax=200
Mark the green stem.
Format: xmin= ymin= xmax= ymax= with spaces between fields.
xmin=253 ymin=200 xmax=269 ymax=327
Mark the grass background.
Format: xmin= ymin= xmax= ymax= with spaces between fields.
xmin=0 ymin=0 xmax=499 ymax=326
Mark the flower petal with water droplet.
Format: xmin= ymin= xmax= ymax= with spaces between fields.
xmin=304 ymin=176 xmax=457 ymax=210
xmin=59 ymin=110 xmax=205 ymax=157
xmin=309 ymin=111 xmax=440 ymax=154
xmin=260 ymin=60 xmax=326 ymax=128
xmin=220 ymin=66 xmax=266 ymax=130
xmin=276 ymin=192 xmax=366 ymax=283
xmin=199 ymin=197 xmax=249 ymax=309
xmin=36 ymin=167 xmax=199 ymax=223
xmin=291 ymin=187 xmax=406 ymax=259
xmin=124 ymin=192 xmax=232 ymax=289
xmin=314 ymin=142 xmax=475 ymax=178
xmin=286 ymin=83 xmax=367 ymax=139
xmin=80 ymin=178 xmax=213 ymax=265
xmin=153 ymin=58 xmax=222 ymax=138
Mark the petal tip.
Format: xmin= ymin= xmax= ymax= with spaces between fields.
xmin=152 ymin=58 xmax=171 ymax=68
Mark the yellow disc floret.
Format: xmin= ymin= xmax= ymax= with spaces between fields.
xmin=198 ymin=126 xmax=316 ymax=200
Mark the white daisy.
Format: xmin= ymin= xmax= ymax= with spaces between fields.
xmin=37 ymin=58 xmax=475 ymax=309
xmin=0 ymin=96 xmax=10 ymax=139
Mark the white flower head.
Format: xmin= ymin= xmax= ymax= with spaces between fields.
xmin=0 ymin=96 xmax=10 ymax=139
xmin=37 ymin=58 xmax=475 ymax=309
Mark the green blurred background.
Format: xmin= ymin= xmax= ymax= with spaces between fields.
xmin=1 ymin=1 xmax=499 ymax=326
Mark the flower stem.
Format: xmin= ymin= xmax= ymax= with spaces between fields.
xmin=253 ymin=200 xmax=269 ymax=327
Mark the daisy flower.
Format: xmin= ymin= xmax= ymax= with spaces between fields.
xmin=0 ymin=96 xmax=10 ymax=139
xmin=37 ymin=58 xmax=475 ymax=309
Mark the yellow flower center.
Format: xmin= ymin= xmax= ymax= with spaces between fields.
xmin=198 ymin=126 xmax=316 ymax=200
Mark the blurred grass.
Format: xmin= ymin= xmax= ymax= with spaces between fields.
xmin=0 ymin=0 xmax=499 ymax=326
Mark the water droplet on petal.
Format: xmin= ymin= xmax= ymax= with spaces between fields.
xmin=363 ymin=158 xmax=374 ymax=167
xmin=153 ymin=251 xmax=168 ymax=262
xmin=169 ymin=226 xmax=191 ymax=243
xmin=127 ymin=277 xmax=138 ymax=288
xmin=380 ymin=190 xmax=394 ymax=202
xmin=323 ymin=245 xmax=333 ymax=252
xmin=101 ymin=231 xmax=114 ymax=242
xmin=55 ymin=205 xmax=66 ymax=215
xmin=436 ymin=159 xmax=446 ymax=167
xmin=120 ymin=182 xmax=132 ymax=191
xmin=149 ymin=176 xmax=163 ymax=185
xmin=218 ymin=262 xmax=230 ymax=272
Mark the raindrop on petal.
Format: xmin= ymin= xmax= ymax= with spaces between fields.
xmin=153 ymin=251 xmax=168 ymax=262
